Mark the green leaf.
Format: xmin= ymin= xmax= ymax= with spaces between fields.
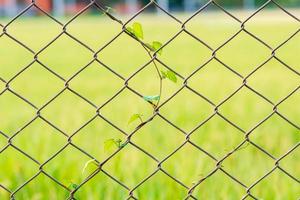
xmin=152 ymin=41 xmax=163 ymax=55
xmin=120 ymin=141 xmax=127 ymax=148
xmin=132 ymin=22 xmax=144 ymax=39
xmin=104 ymin=139 xmax=117 ymax=152
xmin=161 ymin=70 xmax=177 ymax=83
xmin=145 ymin=43 xmax=155 ymax=51
xmin=126 ymin=27 xmax=134 ymax=35
xmin=69 ymin=183 xmax=78 ymax=190
xmin=115 ymin=139 xmax=122 ymax=148
xmin=104 ymin=138 xmax=124 ymax=152
xmin=143 ymin=95 xmax=160 ymax=102
xmin=160 ymin=70 xmax=167 ymax=79
xmin=166 ymin=70 xmax=177 ymax=83
xmin=128 ymin=114 xmax=143 ymax=124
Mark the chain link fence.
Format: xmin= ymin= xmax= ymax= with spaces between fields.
xmin=0 ymin=0 xmax=299 ymax=199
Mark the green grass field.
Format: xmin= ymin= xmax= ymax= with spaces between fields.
xmin=0 ymin=8 xmax=299 ymax=199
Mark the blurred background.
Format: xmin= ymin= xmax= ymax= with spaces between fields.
xmin=0 ymin=0 xmax=300 ymax=17
xmin=0 ymin=0 xmax=299 ymax=199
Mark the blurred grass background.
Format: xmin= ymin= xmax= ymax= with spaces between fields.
xmin=0 ymin=8 xmax=299 ymax=199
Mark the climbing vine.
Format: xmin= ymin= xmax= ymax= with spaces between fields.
xmin=80 ymin=21 xmax=177 ymax=180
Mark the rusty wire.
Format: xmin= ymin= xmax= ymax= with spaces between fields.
xmin=0 ymin=0 xmax=299 ymax=199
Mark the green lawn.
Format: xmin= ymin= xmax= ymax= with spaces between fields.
xmin=0 ymin=8 xmax=299 ymax=200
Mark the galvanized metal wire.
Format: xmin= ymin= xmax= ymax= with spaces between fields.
xmin=0 ymin=0 xmax=299 ymax=199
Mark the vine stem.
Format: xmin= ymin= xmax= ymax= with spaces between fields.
xmin=124 ymin=28 xmax=163 ymax=114
xmin=142 ymin=45 xmax=163 ymax=112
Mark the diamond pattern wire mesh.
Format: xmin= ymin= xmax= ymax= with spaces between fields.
xmin=0 ymin=0 xmax=299 ymax=199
